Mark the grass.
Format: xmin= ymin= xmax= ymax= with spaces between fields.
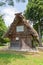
xmin=0 ymin=51 xmax=43 ymax=65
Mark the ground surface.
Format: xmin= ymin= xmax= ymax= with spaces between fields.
xmin=0 ymin=50 xmax=43 ymax=65
xmin=0 ymin=45 xmax=43 ymax=65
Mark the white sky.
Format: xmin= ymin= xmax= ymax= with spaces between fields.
xmin=2 ymin=6 xmax=18 ymax=26
xmin=0 ymin=0 xmax=28 ymax=27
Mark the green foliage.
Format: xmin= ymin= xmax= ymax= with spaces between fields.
xmin=24 ymin=0 xmax=43 ymax=42
xmin=33 ymin=23 xmax=38 ymax=32
xmin=0 ymin=0 xmax=25 ymax=6
xmin=0 ymin=2 xmax=5 ymax=6
xmin=16 ymin=0 xmax=25 ymax=2
xmin=0 ymin=38 xmax=10 ymax=46
xmin=0 ymin=0 xmax=14 ymax=6
xmin=0 ymin=15 xmax=8 ymax=45
xmin=0 ymin=15 xmax=7 ymax=31
xmin=24 ymin=0 xmax=43 ymax=21
xmin=6 ymin=0 xmax=14 ymax=6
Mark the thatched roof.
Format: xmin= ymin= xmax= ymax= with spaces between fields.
xmin=4 ymin=13 xmax=39 ymax=42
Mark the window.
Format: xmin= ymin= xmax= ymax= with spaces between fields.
xmin=16 ymin=26 xmax=24 ymax=32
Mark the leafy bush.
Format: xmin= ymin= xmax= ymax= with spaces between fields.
xmin=0 ymin=15 xmax=8 ymax=46
xmin=0 ymin=37 xmax=10 ymax=46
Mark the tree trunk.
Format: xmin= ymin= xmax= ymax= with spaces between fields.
xmin=38 ymin=24 xmax=42 ymax=46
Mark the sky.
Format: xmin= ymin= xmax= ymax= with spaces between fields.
xmin=0 ymin=0 xmax=28 ymax=27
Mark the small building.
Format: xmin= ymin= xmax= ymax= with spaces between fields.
xmin=4 ymin=13 xmax=39 ymax=50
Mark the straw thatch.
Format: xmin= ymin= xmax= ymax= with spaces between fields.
xmin=4 ymin=13 xmax=39 ymax=43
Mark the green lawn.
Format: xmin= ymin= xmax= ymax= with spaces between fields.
xmin=0 ymin=51 xmax=43 ymax=65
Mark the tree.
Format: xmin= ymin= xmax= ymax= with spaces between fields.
xmin=24 ymin=0 xmax=43 ymax=46
xmin=0 ymin=0 xmax=25 ymax=6
xmin=0 ymin=0 xmax=14 ymax=6
xmin=0 ymin=15 xmax=8 ymax=45
xmin=6 ymin=0 xmax=14 ymax=6
xmin=16 ymin=0 xmax=25 ymax=2
xmin=24 ymin=0 xmax=43 ymax=21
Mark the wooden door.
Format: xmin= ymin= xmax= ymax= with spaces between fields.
xmin=10 ymin=39 xmax=22 ymax=49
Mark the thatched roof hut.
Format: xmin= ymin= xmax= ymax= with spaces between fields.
xmin=4 ymin=13 xmax=39 ymax=49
